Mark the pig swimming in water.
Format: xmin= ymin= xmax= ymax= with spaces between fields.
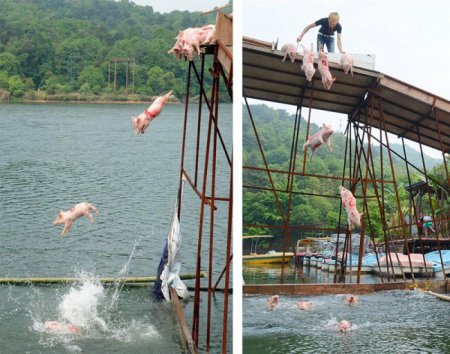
xmin=338 ymin=186 xmax=363 ymax=230
xmin=303 ymin=123 xmax=334 ymax=161
xmin=53 ymin=202 xmax=99 ymax=236
xmin=267 ymin=295 xmax=279 ymax=310
xmin=281 ymin=43 xmax=297 ymax=63
xmin=44 ymin=321 xmax=80 ymax=334
xmin=318 ymin=49 xmax=336 ymax=90
xmin=132 ymin=91 xmax=172 ymax=134
xmin=338 ymin=320 xmax=352 ymax=332
xmin=297 ymin=301 xmax=313 ymax=310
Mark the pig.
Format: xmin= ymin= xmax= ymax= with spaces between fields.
xmin=344 ymin=295 xmax=359 ymax=305
xmin=267 ymin=295 xmax=279 ymax=310
xmin=340 ymin=52 xmax=353 ymax=75
xmin=297 ymin=301 xmax=313 ymax=310
xmin=318 ymin=49 xmax=336 ymax=90
xmin=44 ymin=320 xmax=80 ymax=334
xmin=303 ymin=123 xmax=334 ymax=161
xmin=338 ymin=186 xmax=363 ymax=230
xmin=53 ymin=202 xmax=99 ymax=236
xmin=171 ymin=25 xmax=215 ymax=61
xmin=132 ymin=91 xmax=172 ymax=134
xmin=338 ymin=320 xmax=352 ymax=332
xmin=281 ymin=43 xmax=297 ymax=63
xmin=301 ymin=43 xmax=316 ymax=81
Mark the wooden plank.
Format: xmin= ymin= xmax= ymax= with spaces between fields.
xmin=213 ymin=12 xmax=232 ymax=46
xmin=170 ymin=287 xmax=197 ymax=354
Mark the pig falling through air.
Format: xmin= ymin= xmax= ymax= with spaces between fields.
xmin=303 ymin=123 xmax=334 ymax=161
xmin=168 ymin=25 xmax=215 ymax=61
xmin=132 ymin=91 xmax=172 ymax=134
xmin=338 ymin=186 xmax=363 ymax=230
xmin=340 ymin=52 xmax=353 ymax=75
xmin=281 ymin=43 xmax=297 ymax=63
xmin=318 ymin=49 xmax=336 ymax=90
xmin=301 ymin=43 xmax=316 ymax=81
xmin=53 ymin=202 xmax=99 ymax=236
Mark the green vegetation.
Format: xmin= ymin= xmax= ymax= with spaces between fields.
xmin=243 ymin=104 xmax=448 ymax=240
xmin=0 ymin=0 xmax=232 ymax=102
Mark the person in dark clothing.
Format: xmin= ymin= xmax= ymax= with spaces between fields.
xmin=297 ymin=12 xmax=344 ymax=53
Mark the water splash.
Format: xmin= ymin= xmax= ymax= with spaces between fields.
xmin=109 ymin=235 xmax=145 ymax=309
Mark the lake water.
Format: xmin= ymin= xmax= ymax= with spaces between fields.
xmin=0 ymin=102 xmax=232 ymax=353
xmin=243 ymin=290 xmax=450 ymax=354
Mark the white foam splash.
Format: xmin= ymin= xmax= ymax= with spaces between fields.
xmin=58 ymin=274 xmax=107 ymax=331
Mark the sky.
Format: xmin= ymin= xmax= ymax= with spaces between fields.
xmin=242 ymin=0 xmax=450 ymax=159
xmin=130 ymin=0 xmax=229 ymax=13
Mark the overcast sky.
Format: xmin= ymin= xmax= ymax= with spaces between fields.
xmin=130 ymin=0 xmax=228 ymax=13
xmin=242 ymin=0 xmax=449 ymax=158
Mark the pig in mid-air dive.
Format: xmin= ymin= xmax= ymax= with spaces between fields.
xmin=340 ymin=52 xmax=353 ymax=75
xmin=301 ymin=43 xmax=316 ymax=81
xmin=338 ymin=186 xmax=363 ymax=230
xmin=132 ymin=91 xmax=172 ymax=134
xmin=303 ymin=123 xmax=334 ymax=161
xmin=281 ymin=43 xmax=297 ymax=63
xmin=267 ymin=295 xmax=279 ymax=310
xmin=168 ymin=25 xmax=215 ymax=61
xmin=318 ymin=48 xmax=336 ymax=90
xmin=53 ymin=202 xmax=99 ymax=236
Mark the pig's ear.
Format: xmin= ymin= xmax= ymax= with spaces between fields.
xmin=322 ymin=123 xmax=326 ymax=128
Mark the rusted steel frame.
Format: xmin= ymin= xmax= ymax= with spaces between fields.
xmin=213 ymin=254 xmax=233 ymax=291
xmin=243 ymin=97 xmax=288 ymax=227
xmin=334 ymin=120 xmax=351 ymax=283
xmin=221 ymin=151 xmax=232 ymax=354
xmin=178 ymin=62 xmax=193 ymax=219
xmin=355 ymin=97 xmax=375 ymax=283
xmin=244 ymin=165 xmax=395 ymax=184
xmin=302 ymin=82 xmax=315 ymax=174
xmin=430 ymin=97 xmax=450 ymax=201
xmin=183 ymin=169 xmax=217 ymax=210
xmin=364 ymin=131 xmax=447 ymax=190
xmin=378 ymin=95 xmax=414 ymax=279
xmin=244 ymin=184 xmax=344 ymax=199
xmin=170 ymin=288 xmax=197 ymax=354
xmin=191 ymin=62 xmax=231 ymax=167
xmin=243 ymin=224 xmax=345 ymax=232
xmin=192 ymin=66 xmax=217 ymax=346
xmin=352 ymin=115 xmax=386 ymax=282
xmin=194 ymin=54 xmax=206 ymax=188
xmin=402 ymin=137 xmax=427 ymax=269
xmin=415 ymin=123 xmax=446 ymax=277
xmin=206 ymin=56 xmax=220 ymax=351
xmin=282 ymin=101 xmax=305 ymax=280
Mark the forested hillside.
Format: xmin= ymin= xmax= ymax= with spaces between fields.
xmin=243 ymin=104 xmax=448 ymax=239
xmin=0 ymin=0 xmax=231 ymax=101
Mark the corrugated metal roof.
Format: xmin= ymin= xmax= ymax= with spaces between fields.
xmin=243 ymin=37 xmax=450 ymax=154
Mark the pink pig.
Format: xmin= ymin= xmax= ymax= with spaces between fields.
xmin=318 ymin=49 xmax=336 ymax=90
xmin=281 ymin=43 xmax=297 ymax=63
xmin=300 ymin=43 xmax=316 ymax=81
xmin=267 ymin=295 xmax=279 ymax=310
xmin=338 ymin=186 xmax=362 ymax=230
xmin=179 ymin=25 xmax=215 ymax=61
xmin=44 ymin=321 xmax=80 ymax=334
xmin=303 ymin=123 xmax=334 ymax=161
xmin=53 ymin=202 xmax=99 ymax=236
xmin=340 ymin=52 xmax=353 ymax=75
xmin=132 ymin=91 xmax=172 ymax=134
xmin=297 ymin=301 xmax=313 ymax=310
xmin=338 ymin=320 xmax=352 ymax=332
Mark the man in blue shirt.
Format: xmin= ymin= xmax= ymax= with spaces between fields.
xmin=297 ymin=12 xmax=344 ymax=53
